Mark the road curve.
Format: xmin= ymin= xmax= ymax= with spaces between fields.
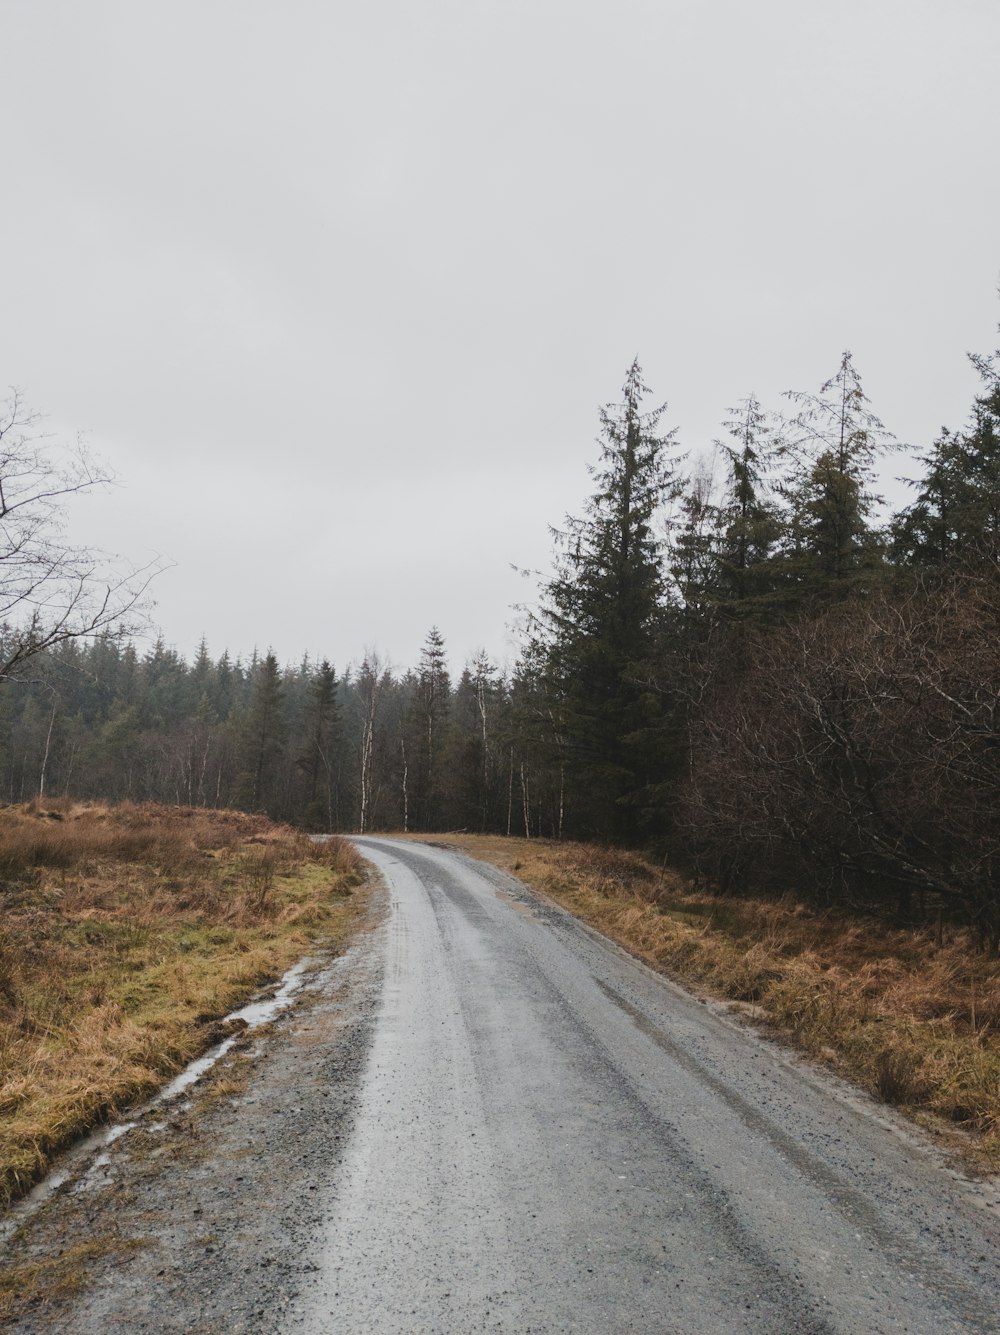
xmin=297 ymin=837 xmax=1000 ymax=1333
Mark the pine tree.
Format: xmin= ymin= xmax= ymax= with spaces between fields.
xmin=537 ymin=359 xmax=680 ymax=841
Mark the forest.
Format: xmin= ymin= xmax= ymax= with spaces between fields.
xmin=3 ymin=319 xmax=1000 ymax=946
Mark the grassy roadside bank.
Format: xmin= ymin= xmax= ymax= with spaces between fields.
xmin=0 ymin=801 xmax=366 ymax=1206
xmin=426 ymin=834 xmax=1000 ymax=1168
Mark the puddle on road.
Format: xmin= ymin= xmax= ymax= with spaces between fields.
xmin=494 ymin=888 xmax=540 ymax=920
xmin=0 ymin=959 xmax=312 ymax=1245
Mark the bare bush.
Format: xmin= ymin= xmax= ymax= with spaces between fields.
xmin=237 ymin=847 xmax=276 ymax=915
xmin=681 ymin=567 xmax=1000 ymax=949
xmin=306 ymin=835 xmax=362 ymax=878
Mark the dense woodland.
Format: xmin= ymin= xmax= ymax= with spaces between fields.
xmin=3 ymin=318 xmax=1000 ymax=944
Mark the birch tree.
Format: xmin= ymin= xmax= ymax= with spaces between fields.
xmin=355 ymin=652 xmax=389 ymax=833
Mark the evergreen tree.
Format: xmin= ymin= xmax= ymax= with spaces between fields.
xmin=715 ymin=395 xmax=785 ymax=612
xmin=297 ymin=660 xmax=340 ymax=830
xmin=894 ymin=327 xmax=1000 ymax=566
xmin=408 ymin=627 xmax=451 ymax=829
xmin=670 ymin=458 xmax=722 ymax=625
xmin=237 ymin=652 xmax=286 ymax=812
xmin=892 ymin=427 xmax=976 ymax=566
xmin=438 ymin=666 xmax=483 ymax=832
xmin=505 ymin=642 xmax=564 ymax=839
xmin=213 ymin=650 xmax=237 ymax=722
xmin=469 ymin=650 xmax=499 ymax=831
xmin=780 ymin=352 xmax=894 ymax=600
xmin=537 ymin=359 xmax=680 ymax=841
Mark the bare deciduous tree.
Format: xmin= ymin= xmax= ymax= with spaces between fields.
xmin=0 ymin=390 xmax=160 ymax=679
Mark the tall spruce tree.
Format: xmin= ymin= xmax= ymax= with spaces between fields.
xmin=715 ymin=395 xmax=784 ymax=612
xmin=894 ymin=326 xmax=1000 ymax=566
xmin=237 ymin=652 xmax=286 ymax=812
xmin=297 ymin=660 xmax=340 ymax=830
xmin=670 ymin=458 xmax=721 ymax=626
xmin=537 ymin=359 xmax=679 ymax=842
xmin=780 ymin=351 xmax=894 ymax=600
xmin=408 ymin=627 xmax=450 ymax=829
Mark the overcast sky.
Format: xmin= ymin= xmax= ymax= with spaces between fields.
xmin=3 ymin=0 xmax=998 ymax=674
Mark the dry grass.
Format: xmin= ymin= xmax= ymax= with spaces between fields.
xmin=0 ymin=801 xmax=364 ymax=1206
xmin=0 ymin=1234 xmax=148 ymax=1326
xmin=432 ymin=833 xmax=1000 ymax=1167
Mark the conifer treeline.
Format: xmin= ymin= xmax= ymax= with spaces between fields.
xmin=527 ymin=338 xmax=1000 ymax=946
xmin=2 ymin=318 xmax=999 ymax=941
xmin=0 ymin=629 xmax=566 ymax=840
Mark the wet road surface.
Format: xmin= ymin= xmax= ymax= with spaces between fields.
xmin=6 ymin=837 xmax=999 ymax=1333
xmin=299 ymin=837 xmax=1000 ymax=1333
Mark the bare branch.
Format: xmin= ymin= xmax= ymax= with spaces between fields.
xmin=0 ymin=389 xmax=166 ymax=681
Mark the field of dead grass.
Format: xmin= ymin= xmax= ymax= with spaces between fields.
xmin=432 ymin=834 xmax=1000 ymax=1167
xmin=0 ymin=800 xmax=364 ymax=1206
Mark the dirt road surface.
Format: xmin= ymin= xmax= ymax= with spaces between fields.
xmin=4 ymin=837 xmax=999 ymax=1332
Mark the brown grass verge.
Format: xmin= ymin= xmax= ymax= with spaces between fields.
xmin=0 ymin=801 xmax=365 ymax=1207
xmin=424 ymin=833 xmax=1000 ymax=1168
xmin=0 ymin=1235 xmax=148 ymax=1325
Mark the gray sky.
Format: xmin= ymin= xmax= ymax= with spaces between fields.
xmin=3 ymin=0 xmax=998 ymax=673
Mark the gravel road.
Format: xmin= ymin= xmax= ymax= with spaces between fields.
xmin=5 ymin=836 xmax=1000 ymax=1332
